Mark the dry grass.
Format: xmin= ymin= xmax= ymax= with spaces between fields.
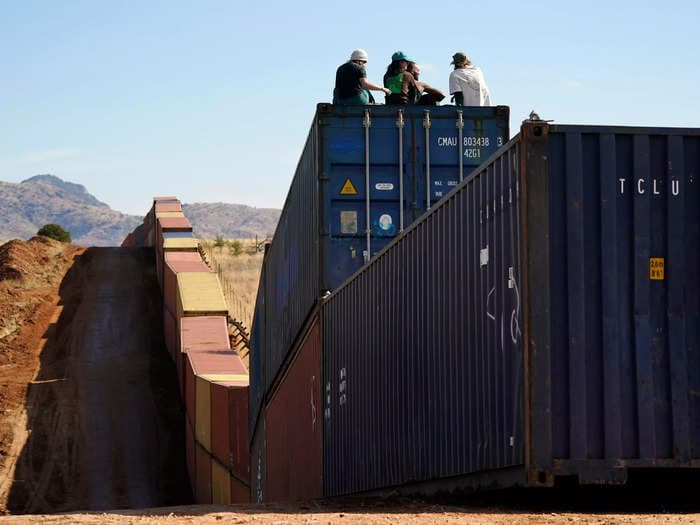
xmin=199 ymin=239 xmax=265 ymax=333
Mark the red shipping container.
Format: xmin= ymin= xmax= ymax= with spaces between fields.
xmin=163 ymin=306 xmax=177 ymax=361
xmin=185 ymin=417 xmax=195 ymax=495
xmin=158 ymin=216 xmax=193 ymax=233
xmin=180 ymin=316 xmax=230 ymax=353
xmin=211 ymin=381 xmax=249 ymax=485
xmin=155 ymin=201 xmax=183 ymax=213
xmin=231 ymin=475 xmax=251 ymax=504
xmin=265 ymin=317 xmax=322 ymax=501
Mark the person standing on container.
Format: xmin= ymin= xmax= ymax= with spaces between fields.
xmin=333 ymin=49 xmax=390 ymax=105
xmin=448 ymin=52 xmax=491 ymax=106
xmin=383 ymin=51 xmax=420 ymax=105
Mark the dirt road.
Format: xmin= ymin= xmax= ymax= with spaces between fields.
xmin=5 ymin=247 xmax=190 ymax=513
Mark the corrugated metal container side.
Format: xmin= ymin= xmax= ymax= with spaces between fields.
xmin=163 ymin=306 xmax=177 ymax=362
xmin=163 ymin=253 xmax=211 ymax=318
xmin=524 ymin=123 xmax=700 ymax=484
xmin=211 ymin=381 xmax=250 ymax=484
xmin=265 ymin=316 xmax=322 ymax=502
xmin=163 ymin=237 xmax=199 ymax=251
xmin=250 ymin=103 xmax=509 ymax=437
xmin=159 ymin=216 xmax=193 ymax=232
xmin=251 ymin=419 xmax=266 ymax=504
xmin=185 ymin=418 xmax=195 ymax=495
xmin=188 ymin=350 xmax=248 ymax=453
xmin=322 ymin=121 xmax=700 ymax=496
xmin=156 ymin=211 xmax=186 ymax=219
xmin=195 ymin=443 xmax=213 ymax=504
xmin=211 ymin=457 xmax=231 ymax=504
xmin=196 ymin=375 xmax=212 ymax=451
xmin=177 ymin=272 xmax=228 ymax=318
xmin=155 ymin=201 xmax=183 ymax=213
xmin=250 ymin=124 xmax=318 ymax=434
xmin=180 ymin=316 xmax=231 ymax=353
xmin=323 ymin=132 xmax=524 ymax=497
xmin=230 ymin=474 xmax=251 ymax=503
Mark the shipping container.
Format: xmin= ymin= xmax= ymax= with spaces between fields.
xmin=177 ymin=272 xmax=228 ymax=319
xmin=155 ymin=201 xmax=183 ymax=213
xmin=322 ymin=121 xmax=700 ymax=496
xmin=158 ymin=216 xmax=193 ymax=233
xmin=251 ymin=419 xmax=266 ymax=504
xmin=180 ymin=316 xmax=231 ymax=353
xmin=186 ymin=350 xmax=248 ymax=453
xmin=195 ymin=443 xmax=213 ymax=504
xmin=163 ymin=252 xmax=211 ymax=318
xmin=230 ymin=474 xmax=251 ymax=504
xmin=250 ymin=103 xmax=509 ymax=436
xmin=185 ymin=418 xmax=195 ymax=495
xmin=211 ymin=459 xmax=231 ymax=504
xmin=211 ymin=381 xmax=250 ymax=484
xmin=265 ymin=315 xmax=322 ymax=501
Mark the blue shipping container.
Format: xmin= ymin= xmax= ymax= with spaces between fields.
xmin=322 ymin=120 xmax=700 ymax=497
xmin=249 ymin=103 xmax=510 ymax=436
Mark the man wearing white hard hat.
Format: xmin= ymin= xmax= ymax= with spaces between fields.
xmin=333 ymin=49 xmax=390 ymax=105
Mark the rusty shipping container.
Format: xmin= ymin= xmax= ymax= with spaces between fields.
xmin=163 ymin=252 xmax=211 ymax=319
xmin=195 ymin=443 xmax=212 ymax=504
xmin=323 ymin=121 xmax=700 ymax=496
xmin=180 ymin=316 xmax=231 ymax=353
xmin=250 ymin=103 xmax=510 ymax=438
xmin=265 ymin=316 xmax=322 ymax=502
xmin=211 ymin=381 xmax=250 ymax=485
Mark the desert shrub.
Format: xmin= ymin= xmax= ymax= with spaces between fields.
xmin=229 ymin=240 xmax=244 ymax=256
xmin=214 ymin=234 xmax=225 ymax=249
xmin=37 ymin=223 xmax=71 ymax=243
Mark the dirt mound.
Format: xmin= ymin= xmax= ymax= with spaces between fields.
xmin=0 ymin=237 xmax=84 ymax=512
xmin=0 ymin=237 xmax=68 ymax=283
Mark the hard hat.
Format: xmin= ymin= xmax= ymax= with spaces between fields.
xmin=350 ymin=49 xmax=368 ymax=61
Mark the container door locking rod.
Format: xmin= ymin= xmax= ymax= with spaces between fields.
xmin=363 ymin=109 xmax=371 ymax=263
xmin=397 ymin=109 xmax=405 ymax=232
xmin=424 ymin=109 xmax=432 ymax=210
xmin=457 ymin=110 xmax=464 ymax=182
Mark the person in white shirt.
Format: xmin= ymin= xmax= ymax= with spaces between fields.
xmin=448 ymin=52 xmax=491 ymax=106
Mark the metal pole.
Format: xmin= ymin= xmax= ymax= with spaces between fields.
xmin=363 ymin=109 xmax=371 ymax=262
xmin=397 ymin=109 xmax=405 ymax=231
xmin=423 ymin=109 xmax=432 ymax=210
xmin=457 ymin=109 xmax=464 ymax=182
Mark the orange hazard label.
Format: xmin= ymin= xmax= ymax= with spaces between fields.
xmin=340 ymin=178 xmax=358 ymax=195
xmin=649 ymin=258 xmax=665 ymax=280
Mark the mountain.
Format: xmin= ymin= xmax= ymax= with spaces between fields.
xmin=183 ymin=202 xmax=279 ymax=240
xmin=0 ymin=175 xmax=280 ymax=246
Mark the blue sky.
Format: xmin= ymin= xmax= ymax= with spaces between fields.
xmin=1 ymin=0 xmax=698 ymax=215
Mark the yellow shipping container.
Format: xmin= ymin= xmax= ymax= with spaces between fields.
xmin=177 ymin=272 xmax=228 ymax=317
xmin=155 ymin=211 xmax=185 ymax=218
xmin=195 ymin=375 xmax=211 ymax=451
xmin=163 ymin=237 xmax=199 ymax=251
xmin=211 ymin=460 xmax=232 ymax=504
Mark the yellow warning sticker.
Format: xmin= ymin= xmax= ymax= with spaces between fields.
xmin=340 ymin=178 xmax=358 ymax=195
xmin=649 ymin=258 xmax=665 ymax=280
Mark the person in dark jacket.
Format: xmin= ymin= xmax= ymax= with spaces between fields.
xmin=383 ymin=51 xmax=420 ymax=105
xmin=334 ymin=49 xmax=390 ymax=105
xmin=407 ymin=62 xmax=445 ymax=105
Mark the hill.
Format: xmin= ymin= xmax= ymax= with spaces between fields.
xmin=183 ymin=202 xmax=279 ymax=240
xmin=0 ymin=175 xmax=281 ymax=246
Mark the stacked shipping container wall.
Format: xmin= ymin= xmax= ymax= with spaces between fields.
xmin=123 ymin=197 xmax=251 ymax=503
xmin=250 ymin=104 xmax=510 ymax=501
xmin=253 ymin=114 xmax=700 ymax=501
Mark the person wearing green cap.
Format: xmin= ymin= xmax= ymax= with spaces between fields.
xmin=383 ymin=51 xmax=420 ymax=105
xmin=448 ymin=52 xmax=491 ymax=106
